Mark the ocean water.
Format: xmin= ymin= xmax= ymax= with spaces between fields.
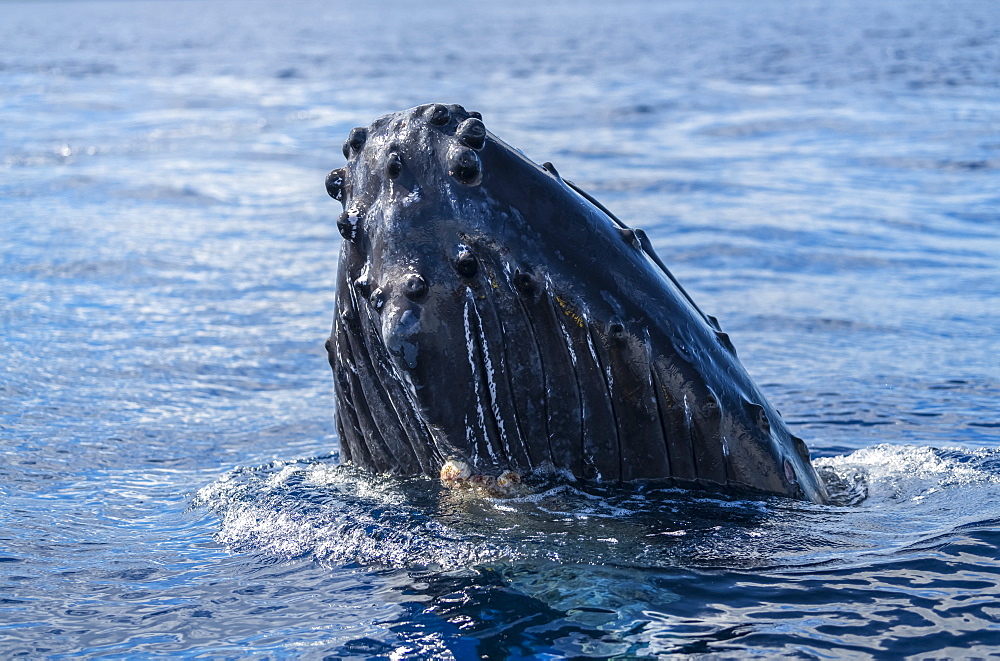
xmin=2 ymin=0 xmax=999 ymax=657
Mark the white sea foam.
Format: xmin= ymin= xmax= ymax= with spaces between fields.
xmin=193 ymin=444 xmax=1000 ymax=573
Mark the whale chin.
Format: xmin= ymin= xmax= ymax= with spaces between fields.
xmin=324 ymin=102 xmax=829 ymax=504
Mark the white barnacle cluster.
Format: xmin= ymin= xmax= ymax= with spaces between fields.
xmin=439 ymin=458 xmax=522 ymax=497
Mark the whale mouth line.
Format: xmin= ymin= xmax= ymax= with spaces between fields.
xmin=326 ymin=102 xmax=830 ymax=504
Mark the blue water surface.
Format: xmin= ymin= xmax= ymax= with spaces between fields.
xmin=2 ymin=0 xmax=999 ymax=657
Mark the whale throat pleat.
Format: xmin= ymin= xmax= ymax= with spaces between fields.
xmin=476 ymin=282 xmax=539 ymax=469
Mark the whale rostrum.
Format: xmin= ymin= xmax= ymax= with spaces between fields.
xmin=324 ymin=103 xmax=829 ymax=504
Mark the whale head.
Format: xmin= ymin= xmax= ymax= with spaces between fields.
xmin=325 ymin=103 xmax=829 ymax=504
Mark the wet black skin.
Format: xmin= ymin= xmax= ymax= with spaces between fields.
xmin=324 ymin=103 xmax=829 ymax=504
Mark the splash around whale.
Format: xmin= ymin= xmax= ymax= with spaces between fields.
xmin=323 ymin=103 xmax=829 ymax=504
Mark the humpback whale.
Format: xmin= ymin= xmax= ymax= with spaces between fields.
xmin=324 ymin=103 xmax=829 ymax=504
